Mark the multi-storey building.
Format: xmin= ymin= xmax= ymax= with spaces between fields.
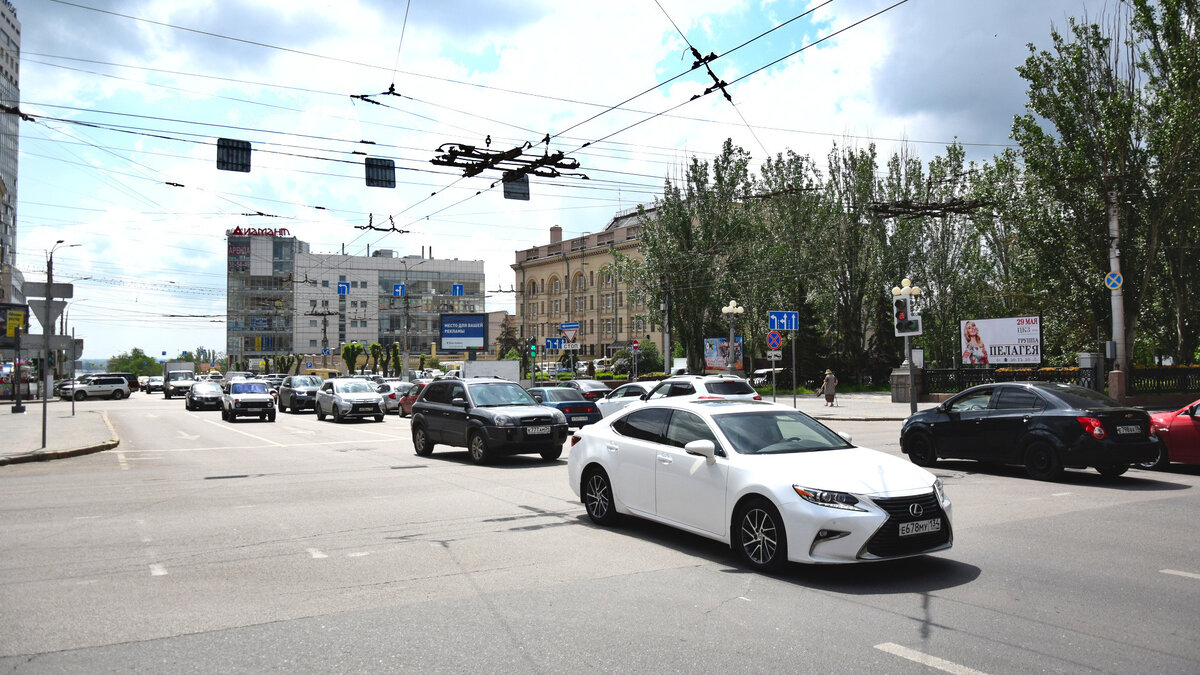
xmin=226 ymin=228 xmax=485 ymax=367
xmin=0 ymin=1 xmax=20 ymax=304
xmin=511 ymin=207 xmax=663 ymax=360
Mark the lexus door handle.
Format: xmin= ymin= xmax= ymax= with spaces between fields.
xmin=605 ymin=444 xmax=618 ymax=453
xmin=657 ymin=454 xmax=673 ymax=465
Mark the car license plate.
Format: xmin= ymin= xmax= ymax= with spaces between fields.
xmin=570 ymin=416 xmax=589 ymax=422
xmin=898 ymin=518 xmax=941 ymax=537
xmin=1116 ymin=425 xmax=1140 ymax=435
xmin=526 ymin=425 xmax=551 ymax=435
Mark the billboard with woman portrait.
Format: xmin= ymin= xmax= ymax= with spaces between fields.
xmin=960 ymin=317 xmax=1041 ymax=365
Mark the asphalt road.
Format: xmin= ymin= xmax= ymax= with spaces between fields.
xmin=2 ymin=395 xmax=1198 ymax=673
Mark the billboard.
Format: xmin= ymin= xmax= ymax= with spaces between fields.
xmin=703 ymin=337 xmax=744 ymax=371
xmin=440 ymin=313 xmax=487 ymax=351
xmin=960 ymin=316 xmax=1042 ymax=365
xmin=1 ymin=303 xmax=29 ymax=351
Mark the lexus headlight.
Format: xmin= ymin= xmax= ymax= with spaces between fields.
xmin=933 ymin=478 xmax=947 ymax=504
xmin=793 ymin=486 xmax=865 ymax=512
xmin=493 ymin=414 xmax=516 ymax=427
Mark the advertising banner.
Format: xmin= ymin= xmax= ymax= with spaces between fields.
xmin=703 ymin=337 xmax=744 ymax=371
xmin=440 ymin=313 xmax=487 ymax=351
xmin=1 ymin=302 xmax=28 ymax=350
xmin=960 ymin=316 xmax=1042 ymax=365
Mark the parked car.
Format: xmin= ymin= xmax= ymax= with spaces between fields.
xmin=185 ymin=381 xmax=224 ymax=411
xmin=560 ymin=379 xmax=612 ymax=401
xmin=278 ymin=375 xmax=322 ymax=413
xmin=411 ymin=378 xmax=569 ymax=463
xmin=144 ymin=376 xmax=164 ymax=393
xmin=398 ymin=380 xmax=430 ymax=417
xmin=316 ymin=378 xmax=385 ymax=423
xmin=568 ymin=399 xmax=952 ymax=570
xmin=595 ymin=382 xmax=654 ymax=418
xmin=221 ymin=379 xmax=276 ymax=422
xmin=1140 ymin=397 xmax=1200 ymax=469
xmin=376 ymin=380 xmax=410 ymax=414
xmin=528 ymin=386 xmax=602 ymax=428
xmin=105 ymin=372 xmax=140 ymax=393
xmin=900 ymin=381 xmax=1162 ymax=480
xmin=643 ymin=375 xmax=762 ymax=403
xmin=60 ymin=375 xmax=131 ymax=401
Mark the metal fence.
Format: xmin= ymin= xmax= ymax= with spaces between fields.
xmin=1127 ymin=368 xmax=1200 ymax=395
xmin=922 ymin=367 xmax=1096 ymax=394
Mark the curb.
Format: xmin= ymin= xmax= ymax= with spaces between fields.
xmin=0 ymin=411 xmax=121 ymax=466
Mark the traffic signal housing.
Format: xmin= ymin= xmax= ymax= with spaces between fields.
xmin=529 ymin=341 xmax=538 ymax=358
xmin=893 ymin=296 xmax=922 ymax=337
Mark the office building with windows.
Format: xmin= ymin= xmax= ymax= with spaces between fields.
xmin=511 ymin=207 xmax=663 ymax=359
xmin=0 ymin=1 xmax=20 ymax=303
xmin=226 ymin=228 xmax=485 ymax=366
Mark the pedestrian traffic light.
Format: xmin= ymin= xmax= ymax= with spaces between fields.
xmin=893 ymin=296 xmax=922 ymax=337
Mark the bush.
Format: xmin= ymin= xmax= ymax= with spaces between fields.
xmin=597 ymin=373 xmax=613 ymax=380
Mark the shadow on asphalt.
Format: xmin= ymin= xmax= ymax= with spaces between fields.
xmin=932 ymin=460 xmax=1193 ymax=491
xmin=575 ymin=513 xmax=979 ymax=594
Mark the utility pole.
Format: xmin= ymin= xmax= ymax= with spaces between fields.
xmin=1106 ymin=187 xmax=1127 ymax=373
xmin=661 ymin=279 xmax=671 ymax=373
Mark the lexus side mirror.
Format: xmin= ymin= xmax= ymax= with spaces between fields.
xmin=684 ymin=439 xmax=717 ymax=466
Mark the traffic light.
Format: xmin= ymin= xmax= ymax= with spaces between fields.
xmin=529 ymin=342 xmax=538 ymax=358
xmin=893 ymin=296 xmax=922 ymax=337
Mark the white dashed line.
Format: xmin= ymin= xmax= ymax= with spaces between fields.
xmin=875 ymin=643 xmax=989 ymax=675
xmin=1051 ymin=492 xmax=1073 ymax=497
xmin=306 ymin=548 xmax=328 ymax=559
xmin=149 ymin=564 xmax=167 ymax=576
xmin=348 ymin=551 xmax=370 ymax=558
xmin=116 ymin=451 xmax=129 ymax=470
xmin=1161 ymin=569 xmax=1200 ymax=580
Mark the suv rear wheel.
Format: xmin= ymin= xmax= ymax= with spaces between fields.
xmin=74 ymin=391 xmax=86 ymax=401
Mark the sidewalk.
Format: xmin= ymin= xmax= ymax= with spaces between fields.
xmin=0 ymin=398 xmax=120 ymax=466
xmin=761 ymin=389 xmax=934 ymax=421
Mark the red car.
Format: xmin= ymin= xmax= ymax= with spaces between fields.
xmin=398 ymin=381 xmax=430 ymax=418
xmin=1142 ymin=398 xmax=1200 ymax=469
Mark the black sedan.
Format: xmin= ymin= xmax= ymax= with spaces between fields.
xmin=185 ymin=381 xmax=224 ymax=411
xmin=900 ymin=381 xmax=1161 ymax=481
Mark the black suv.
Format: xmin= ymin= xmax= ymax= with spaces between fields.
xmin=411 ymin=378 xmax=569 ymax=464
xmin=278 ymin=374 xmax=322 ymax=413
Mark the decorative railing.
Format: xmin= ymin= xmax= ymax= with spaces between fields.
xmin=1127 ymin=367 xmax=1200 ymax=395
xmin=922 ymin=367 xmax=1096 ymax=394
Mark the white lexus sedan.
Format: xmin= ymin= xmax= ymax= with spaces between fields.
xmin=567 ymin=399 xmax=952 ymax=570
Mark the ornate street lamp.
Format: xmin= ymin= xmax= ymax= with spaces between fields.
xmin=721 ymin=300 xmax=744 ymax=373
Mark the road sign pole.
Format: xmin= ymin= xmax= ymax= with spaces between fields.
xmin=772 ymin=366 xmax=776 ymax=403
xmin=791 ymin=336 xmax=796 ymax=409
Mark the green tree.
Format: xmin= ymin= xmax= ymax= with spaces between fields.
xmin=496 ymin=315 xmax=521 ymax=358
xmin=341 ymin=343 xmax=365 ymax=374
xmin=387 ymin=342 xmax=402 ymax=377
xmin=107 ymin=348 xmax=158 ymax=377
xmin=368 ymin=342 xmax=383 ymax=374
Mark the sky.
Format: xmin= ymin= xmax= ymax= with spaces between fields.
xmin=12 ymin=0 xmax=1115 ymax=360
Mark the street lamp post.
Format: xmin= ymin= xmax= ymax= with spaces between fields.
xmin=890 ymin=278 xmax=923 ymax=414
xmin=42 ymin=240 xmax=80 ymax=448
xmin=721 ymin=300 xmax=744 ymax=374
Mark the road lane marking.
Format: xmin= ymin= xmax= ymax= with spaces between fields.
xmin=875 ymin=643 xmax=989 ymax=675
xmin=137 ymin=438 xmax=409 ymax=453
xmin=307 ymin=548 xmax=328 ymax=559
xmin=1161 ymin=569 xmax=1200 ymax=580
xmin=116 ymin=451 xmax=129 ymax=470
xmin=348 ymin=551 xmax=370 ymax=558
xmin=74 ymin=515 xmax=100 ymax=520
xmin=1051 ymin=492 xmax=1073 ymax=497
xmin=149 ymin=564 xmax=167 ymax=576
xmin=199 ymin=418 xmax=284 ymax=446
xmin=175 ymin=430 xmax=200 ymax=440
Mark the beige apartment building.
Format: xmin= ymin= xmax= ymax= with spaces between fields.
xmin=511 ymin=207 xmax=664 ymax=360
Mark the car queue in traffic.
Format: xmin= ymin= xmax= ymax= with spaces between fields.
xmin=58 ymin=368 xmax=1196 ymax=573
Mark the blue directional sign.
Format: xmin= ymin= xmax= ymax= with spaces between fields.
xmin=321 ymin=349 xmax=331 ymax=356
xmin=768 ymin=310 xmax=800 ymax=331
xmin=1105 ymin=272 xmax=1123 ymax=290
xmin=451 ymin=284 xmax=464 ymax=297
xmin=393 ymin=283 xmax=405 ymax=297
xmin=559 ymin=322 xmax=580 ymax=330
xmin=545 ymin=337 xmax=565 ymax=350
xmin=337 ymin=282 xmax=350 ymax=295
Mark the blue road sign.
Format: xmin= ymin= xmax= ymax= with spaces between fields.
xmin=545 ymin=337 xmax=565 ymax=350
xmin=451 ymin=284 xmax=464 ymax=296
xmin=305 ymin=361 xmax=313 ymax=368
xmin=766 ymin=330 xmax=782 ymax=350
xmin=321 ymin=349 xmax=331 ymax=356
xmin=393 ymin=283 xmax=405 ymax=297
xmin=337 ymin=282 xmax=350 ymax=295
xmin=1105 ymin=272 xmax=1123 ymax=290
xmin=768 ymin=310 xmax=800 ymax=331
xmin=559 ymin=322 xmax=580 ymax=330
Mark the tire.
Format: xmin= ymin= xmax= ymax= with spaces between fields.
xmin=165 ymin=391 xmax=172 ymax=400
xmin=582 ymin=468 xmax=617 ymax=525
xmin=1137 ymin=444 xmax=1170 ymax=471
xmin=905 ymin=432 xmax=937 ymax=467
xmin=1096 ymin=463 xmax=1129 ymax=478
xmin=734 ymin=498 xmax=789 ymax=572
xmin=316 ymin=404 xmax=326 ymax=421
xmin=1024 ymin=440 xmax=1064 ymax=481
xmin=109 ymin=390 xmax=121 ymax=400
xmin=374 ymin=414 xmax=384 ymax=423
xmin=185 ymin=399 xmax=193 ymax=411
xmin=221 ymin=408 xmax=228 ymax=421
xmin=468 ymin=431 xmax=492 ymax=465
xmin=267 ymin=411 xmax=277 ymax=422
xmin=412 ymin=425 xmax=433 ymax=456
xmin=333 ymin=406 xmax=344 ymax=423
xmin=277 ymin=399 xmax=287 ymax=414
xmin=74 ymin=390 xmax=86 ymax=401
xmin=540 ymin=446 xmax=562 ymax=461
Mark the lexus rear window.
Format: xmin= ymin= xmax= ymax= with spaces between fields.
xmin=705 ymin=381 xmax=755 ymax=395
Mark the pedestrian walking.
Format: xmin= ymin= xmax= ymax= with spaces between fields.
xmin=817 ymin=368 xmax=838 ymax=406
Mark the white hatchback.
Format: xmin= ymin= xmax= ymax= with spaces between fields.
xmin=567 ymin=399 xmax=952 ymax=570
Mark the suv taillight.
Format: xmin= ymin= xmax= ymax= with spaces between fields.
xmin=1076 ymin=417 xmax=1107 ymax=439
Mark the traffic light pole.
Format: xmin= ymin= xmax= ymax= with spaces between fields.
xmin=906 ymin=335 xmax=916 ymax=415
